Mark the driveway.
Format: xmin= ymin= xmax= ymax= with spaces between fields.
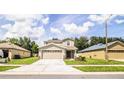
xmin=6 ymin=59 xmax=81 ymax=73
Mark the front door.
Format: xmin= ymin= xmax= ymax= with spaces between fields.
xmin=2 ymin=50 xmax=9 ymax=58
xmin=66 ymin=51 xmax=74 ymax=59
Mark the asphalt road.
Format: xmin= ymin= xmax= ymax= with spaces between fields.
xmin=1 ymin=74 xmax=124 ymax=79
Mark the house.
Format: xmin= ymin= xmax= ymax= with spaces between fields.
xmin=79 ymin=41 xmax=124 ymax=60
xmin=0 ymin=42 xmax=31 ymax=60
xmin=39 ymin=38 xmax=77 ymax=59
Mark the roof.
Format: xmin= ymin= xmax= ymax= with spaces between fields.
xmin=0 ymin=42 xmax=30 ymax=52
xmin=63 ymin=38 xmax=74 ymax=42
xmin=79 ymin=41 xmax=124 ymax=53
xmin=39 ymin=43 xmax=77 ymax=50
xmin=44 ymin=38 xmax=74 ymax=44
xmin=44 ymin=39 xmax=62 ymax=43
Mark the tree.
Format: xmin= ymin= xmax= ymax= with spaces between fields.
xmin=8 ymin=37 xmax=38 ymax=56
xmin=75 ymin=36 xmax=89 ymax=51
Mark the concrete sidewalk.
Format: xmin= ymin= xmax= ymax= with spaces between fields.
xmin=0 ymin=64 xmax=26 ymax=66
xmin=69 ymin=65 xmax=124 ymax=66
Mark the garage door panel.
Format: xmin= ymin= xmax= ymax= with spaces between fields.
xmin=108 ymin=50 xmax=124 ymax=60
xmin=43 ymin=50 xmax=63 ymax=59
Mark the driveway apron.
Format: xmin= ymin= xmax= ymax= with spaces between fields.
xmin=7 ymin=59 xmax=81 ymax=73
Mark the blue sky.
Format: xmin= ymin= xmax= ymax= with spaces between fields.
xmin=0 ymin=14 xmax=124 ymax=45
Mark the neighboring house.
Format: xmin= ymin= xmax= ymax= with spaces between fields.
xmin=0 ymin=42 xmax=31 ymax=60
xmin=39 ymin=38 xmax=77 ymax=59
xmin=79 ymin=41 xmax=124 ymax=60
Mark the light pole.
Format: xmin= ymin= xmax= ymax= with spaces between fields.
xmin=104 ymin=14 xmax=112 ymax=61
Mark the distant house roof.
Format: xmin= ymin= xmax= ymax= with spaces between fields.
xmin=0 ymin=42 xmax=30 ymax=52
xmin=79 ymin=41 xmax=124 ymax=53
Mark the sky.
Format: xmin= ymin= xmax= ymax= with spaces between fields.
xmin=0 ymin=14 xmax=124 ymax=46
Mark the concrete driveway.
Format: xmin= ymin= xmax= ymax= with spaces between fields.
xmin=6 ymin=59 xmax=81 ymax=73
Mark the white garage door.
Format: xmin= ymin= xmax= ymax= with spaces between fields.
xmin=43 ymin=50 xmax=63 ymax=59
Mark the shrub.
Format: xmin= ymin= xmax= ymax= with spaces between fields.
xmin=75 ymin=56 xmax=86 ymax=61
xmin=5 ymin=58 xmax=8 ymax=63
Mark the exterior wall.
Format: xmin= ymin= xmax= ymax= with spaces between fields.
xmin=79 ymin=50 xmax=105 ymax=59
xmin=62 ymin=40 xmax=74 ymax=46
xmin=10 ymin=49 xmax=30 ymax=59
xmin=108 ymin=43 xmax=124 ymax=50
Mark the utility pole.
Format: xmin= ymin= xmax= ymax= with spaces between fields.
xmin=105 ymin=14 xmax=112 ymax=61
xmin=105 ymin=18 xmax=108 ymax=61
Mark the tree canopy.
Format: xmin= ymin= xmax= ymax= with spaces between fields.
xmin=7 ymin=37 xmax=38 ymax=56
xmin=74 ymin=36 xmax=124 ymax=51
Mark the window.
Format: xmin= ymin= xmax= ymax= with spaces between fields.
xmin=67 ymin=41 xmax=70 ymax=46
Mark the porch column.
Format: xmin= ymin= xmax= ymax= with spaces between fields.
xmin=74 ymin=50 xmax=76 ymax=58
xmin=8 ymin=49 xmax=12 ymax=61
xmin=38 ymin=50 xmax=42 ymax=59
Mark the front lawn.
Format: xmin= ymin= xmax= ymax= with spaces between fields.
xmin=8 ymin=57 xmax=39 ymax=64
xmin=0 ymin=66 xmax=19 ymax=71
xmin=74 ymin=66 xmax=124 ymax=72
xmin=65 ymin=58 xmax=124 ymax=65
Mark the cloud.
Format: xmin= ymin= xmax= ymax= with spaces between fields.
xmin=42 ymin=17 xmax=49 ymax=24
xmin=3 ymin=14 xmax=49 ymax=25
xmin=0 ymin=15 xmax=48 ymax=45
xmin=50 ymin=27 xmax=61 ymax=34
xmin=88 ymin=14 xmax=117 ymax=24
xmin=115 ymin=19 xmax=124 ymax=24
xmin=2 ymin=22 xmax=45 ymax=40
xmin=63 ymin=21 xmax=94 ymax=34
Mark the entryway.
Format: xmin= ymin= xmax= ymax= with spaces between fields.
xmin=66 ymin=50 xmax=74 ymax=59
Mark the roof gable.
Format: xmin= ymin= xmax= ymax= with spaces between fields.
xmin=39 ymin=43 xmax=66 ymax=50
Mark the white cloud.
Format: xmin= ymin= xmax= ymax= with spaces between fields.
xmin=4 ymin=14 xmax=49 ymax=25
xmin=2 ymin=22 xmax=45 ymax=40
xmin=63 ymin=21 xmax=94 ymax=34
xmin=88 ymin=15 xmax=105 ymax=23
xmin=42 ymin=17 xmax=49 ymax=24
xmin=115 ymin=19 xmax=124 ymax=24
xmin=88 ymin=14 xmax=117 ymax=24
xmin=1 ymin=24 xmax=12 ymax=30
xmin=50 ymin=27 xmax=61 ymax=34
xmin=0 ymin=15 xmax=48 ymax=45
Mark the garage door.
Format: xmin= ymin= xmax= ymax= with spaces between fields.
xmin=108 ymin=50 xmax=124 ymax=60
xmin=42 ymin=50 xmax=63 ymax=59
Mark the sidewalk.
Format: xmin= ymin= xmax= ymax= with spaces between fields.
xmin=0 ymin=64 xmax=26 ymax=66
xmin=1 ymin=71 xmax=124 ymax=75
xmin=69 ymin=65 xmax=124 ymax=66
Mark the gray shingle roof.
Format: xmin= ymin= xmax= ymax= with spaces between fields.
xmin=79 ymin=41 xmax=121 ymax=53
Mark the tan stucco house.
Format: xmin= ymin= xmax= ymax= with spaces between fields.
xmin=0 ymin=42 xmax=31 ymax=60
xmin=39 ymin=38 xmax=77 ymax=59
xmin=79 ymin=41 xmax=124 ymax=60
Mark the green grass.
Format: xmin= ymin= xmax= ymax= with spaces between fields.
xmin=74 ymin=66 xmax=124 ymax=72
xmin=65 ymin=58 xmax=124 ymax=65
xmin=0 ymin=66 xmax=19 ymax=71
xmin=8 ymin=57 xmax=39 ymax=64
